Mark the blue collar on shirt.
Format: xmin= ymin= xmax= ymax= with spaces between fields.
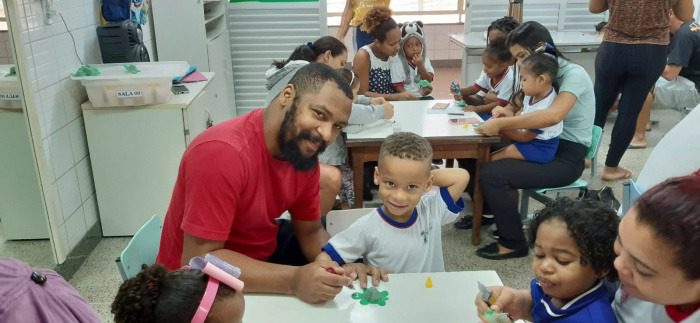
xmin=377 ymin=207 xmax=418 ymax=228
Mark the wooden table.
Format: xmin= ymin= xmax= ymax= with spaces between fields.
xmin=244 ymin=271 xmax=504 ymax=323
xmin=346 ymin=100 xmax=501 ymax=245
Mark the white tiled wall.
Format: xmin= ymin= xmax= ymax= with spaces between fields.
xmin=328 ymin=23 xmax=464 ymax=61
xmin=11 ymin=0 xmax=154 ymax=261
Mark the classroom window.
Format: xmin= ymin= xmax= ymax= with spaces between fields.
xmin=327 ymin=0 xmax=465 ymax=25
xmin=0 ymin=2 xmax=7 ymax=31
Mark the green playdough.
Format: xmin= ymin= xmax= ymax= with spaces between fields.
xmin=123 ymin=64 xmax=140 ymax=74
xmin=482 ymin=309 xmax=512 ymax=323
xmin=5 ymin=66 xmax=16 ymax=77
xmin=418 ymin=79 xmax=432 ymax=89
xmin=351 ymin=287 xmax=389 ymax=306
xmin=455 ymin=100 xmax=466 ymax=107
xmin=71 ymin=65 xmax=101 ymax=77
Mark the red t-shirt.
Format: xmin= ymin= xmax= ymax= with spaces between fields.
xmin=156 ymin=109 xmax=321 ymax=269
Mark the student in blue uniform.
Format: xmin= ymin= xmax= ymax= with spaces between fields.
xmin=479 ymin=198 xmax=619 ymax=322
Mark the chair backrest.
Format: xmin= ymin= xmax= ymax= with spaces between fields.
xmin=326 ymin=208 xmax=374 ymax=236
xmin=621 ymin=180 xmax=642 ymax=216
xmin=116 ymin=214 xmax=163 ymax=280
xmin=586 ymin=125 xmax=604 ymax=179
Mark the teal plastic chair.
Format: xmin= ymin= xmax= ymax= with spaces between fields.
xmin=519 ymin=126 xmax=604 ymax=218
xmin=115 ymin=215 xmax=163 ymax=280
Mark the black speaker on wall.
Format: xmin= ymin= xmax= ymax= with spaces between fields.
xmin=97 ymin=21 xmax=150 ymax=63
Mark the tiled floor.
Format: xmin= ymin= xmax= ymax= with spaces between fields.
xmin=19 ymin=65 xmax=688 ymax=322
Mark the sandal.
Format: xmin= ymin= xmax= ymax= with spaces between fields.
xmin=601 ymin=168 xmax=633 ymax=181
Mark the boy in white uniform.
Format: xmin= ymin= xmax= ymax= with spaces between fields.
xmin=317 ymin=132 xmax=469 ymax=273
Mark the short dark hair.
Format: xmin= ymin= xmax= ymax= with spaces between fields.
xmin=521 ymin=52 xmax=559 ymax=82
xmin=272 ymin=36 xmax=347 ymax=69
xmin=528 ymin=197 xmax=619 ymax=280
xmin=487 ymin=16 xmax=520 ymax=44
xmin=337 ymin=67 xmax=359 ymax=89
xmin=483 ymin=38 xmax=513 ymax=63
xmin=288 ymin=63 xmax=353 ymax=101
xmin=378 ymin=132 xmax=432 ymax=169
xmin=361 ymin=6 xmax=398 ymax=43
xmin=506 ymin=21 xmax=567 ymax=60
xmin=112 ymin=264 xmax=235 ymax=323
xmin=635 ymin=171 xmax=700 ymax=280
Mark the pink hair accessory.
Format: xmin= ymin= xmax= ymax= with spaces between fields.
xmin=189 ymin=254 xmax=244 ymax=323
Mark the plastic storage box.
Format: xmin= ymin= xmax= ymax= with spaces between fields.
xmin=0 ymin=65 xmax=21 ymax=109
xmin=71 ymin=61 xmax=189 ymax=108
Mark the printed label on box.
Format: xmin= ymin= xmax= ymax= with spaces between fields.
xmin=0 ymin=93 xmax=20 ymax=101
xmin=116 ymin=90 xmax=143 ymax=98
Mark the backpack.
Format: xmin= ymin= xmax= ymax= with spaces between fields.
xmin=102 ymin=0 xmax=130 ymax=23
xmin=581 ymin=186 xmax=621 ymax=212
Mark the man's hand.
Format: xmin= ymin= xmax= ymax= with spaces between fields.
xmin=291 ymin=259 xmax=352 ymax=304
xmin=341 ymin=263 xmax=389 ymax=289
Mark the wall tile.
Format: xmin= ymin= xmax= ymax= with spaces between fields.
xmin=68 ymin=117 xmax=88 ymax=162
xmin=46 ymin=125 xmax=74 ymax=179
xmin=64 ymin=206 xmax=87 ymax=251
xmin=56 ymin=167 xmax=81 ymax=223
xmin=83 ymin=194 xmax=98 ymax=229
xmin=75 ymin=156 xmax=94 ymax=202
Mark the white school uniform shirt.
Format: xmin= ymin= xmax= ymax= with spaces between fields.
xmin=522 ymin=88 xmax=562 ymax=140
xmin=473 ymin=65 xmax=516 ymax=106
xmin=322 ymin=187 xmax=464 ymax=273
xmin=390 ymin=57 xmax=435 ymax=97
xmin=614 ymin=288 xmax=700 ymax=323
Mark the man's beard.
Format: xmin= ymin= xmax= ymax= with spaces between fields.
xmin=277 ymin=103 xmax=327 ymax=171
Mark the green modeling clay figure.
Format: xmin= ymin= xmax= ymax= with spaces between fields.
xmin=455 ymin=100 xmax=466 ymax=107
xmin=5 ymin=66 xmax=16 ymax=77
xmin=418 ymin=79 xmax=432 ymax=89
xmin=351 ymin=287 xmax=389 ymax=306
xmin=71 ymin=65 xmax=101 ymax=77
xmin=123 ymin=64 xmax=140 ymax=74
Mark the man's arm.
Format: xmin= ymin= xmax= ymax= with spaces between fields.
xmin=662 ymin=64 xmax=683 ymax=81
xmin=588 ymin=0 xmax=608 ymax=13
xmin=478 ymin=92 xmax=576 ymax=136
xmin=182 ymin=233 xmax=351 ymax=303
xmin=293 ymin=219 xmax=330 ymax=261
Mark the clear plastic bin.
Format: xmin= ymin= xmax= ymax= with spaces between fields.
xmin=71 ymin=61 xmax=189 ymax=108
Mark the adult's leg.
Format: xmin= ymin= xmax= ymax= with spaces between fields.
xmin=478 ymin=140 xmax=586 ymax=254
xmin=630 ymin=92 xmax=653 ymax=148
xmin=269 ymin=219 xmax=309 ymax=266
xmin=594 ymin=42 xmax=625 ymax=127
xmin=603 ymin=44 xmax=667 ymax=180
xmin=320 ymin=164 xmax=342 ymax=216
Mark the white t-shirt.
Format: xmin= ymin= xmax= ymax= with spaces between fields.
xmin=613 ymin=288 xmax=700 ymax=323
xmin=390 ymin=57 xmax=435 ymax=97
xmin=522 ymin=88 xmax=562 ymax=140
xmin=322 ymin=187 xmax=463 ymax=273
xmin=473 ymin=65 xmax=516 ymax=106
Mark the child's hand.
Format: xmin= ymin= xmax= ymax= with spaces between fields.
xmin=382 ymin=102 xmax=394 ymax=119
xmin=370 ymin=97 xmax=387 ymax=105
xmin=341 ymin=263 xmax=390 ymax=289
xmin=490 ymin=106 xmax=513 ymax=119
xmin=450 ymin=82 xmax=463 ymax=101
xmin=420 ymin=86 xmax=433 ymax=96
xmin=411 ymin=54 xmax=423 ymax=67
xmin=475 ymin=286 xmax=531 ymax=322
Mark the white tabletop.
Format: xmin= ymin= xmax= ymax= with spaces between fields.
xmin=346 ymin=100 xmax=486 ymax=143
xmin=449 ymin=31 xmax=601 ymax=52
xmin=244 ymin=271 xmax=503 ymax=323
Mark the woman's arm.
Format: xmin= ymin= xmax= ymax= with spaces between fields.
xmin=468 ymin=101 xmax=499 ymax=114
xmin=673 ymin=0 xmax=695 ymax=22
xmin=354 ymin=49 xmax=371 ymax=95
xmin=478 ymin=91 xmax=577 ymax=136
xmin=336 ymin=0 xmax=355 ymax=40
xmin=588 ymin=0 xmax=608 ymax=13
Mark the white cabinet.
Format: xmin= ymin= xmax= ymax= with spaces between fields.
xmin=151 ymin=0 xmax=235 ymax=117
xmin=83 ymin=74 xmax=220 ymax=236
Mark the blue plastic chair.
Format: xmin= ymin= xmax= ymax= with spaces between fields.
xmin=519 ymin=126 xmax=604 ymax=218
xmin=115 ymin=215 xmax=163 ymax=280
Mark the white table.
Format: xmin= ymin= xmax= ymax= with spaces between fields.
xmin=244 ymin=271 xmax=504 ymax=323
xmin=449 ymin=31 xmax=601 ymax=85
xmin=345 ymin=100 xmax=501 ymax=245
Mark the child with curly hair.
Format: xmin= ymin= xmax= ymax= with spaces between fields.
xmin=479 ymin=197 xmax=619 ymax=322
xmin=112 ymin=255 xmax=245 ymax=323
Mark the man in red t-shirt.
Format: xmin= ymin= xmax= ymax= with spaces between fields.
xmin=156 ymin=64 xmax=384 ymax=304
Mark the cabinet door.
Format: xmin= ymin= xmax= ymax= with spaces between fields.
xmin=207 ymin=34 xmax=237 ymax=119
xmin=183 ymin=90 xmax=213 ymax=145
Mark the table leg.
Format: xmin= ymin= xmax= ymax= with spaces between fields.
xmin=351 ymin=153 xmax=365 ymax=208
xmin=471 ymin=145 xmax=490 ymax=245
xmin=461 ymin=51 xmax=469 ymax=85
